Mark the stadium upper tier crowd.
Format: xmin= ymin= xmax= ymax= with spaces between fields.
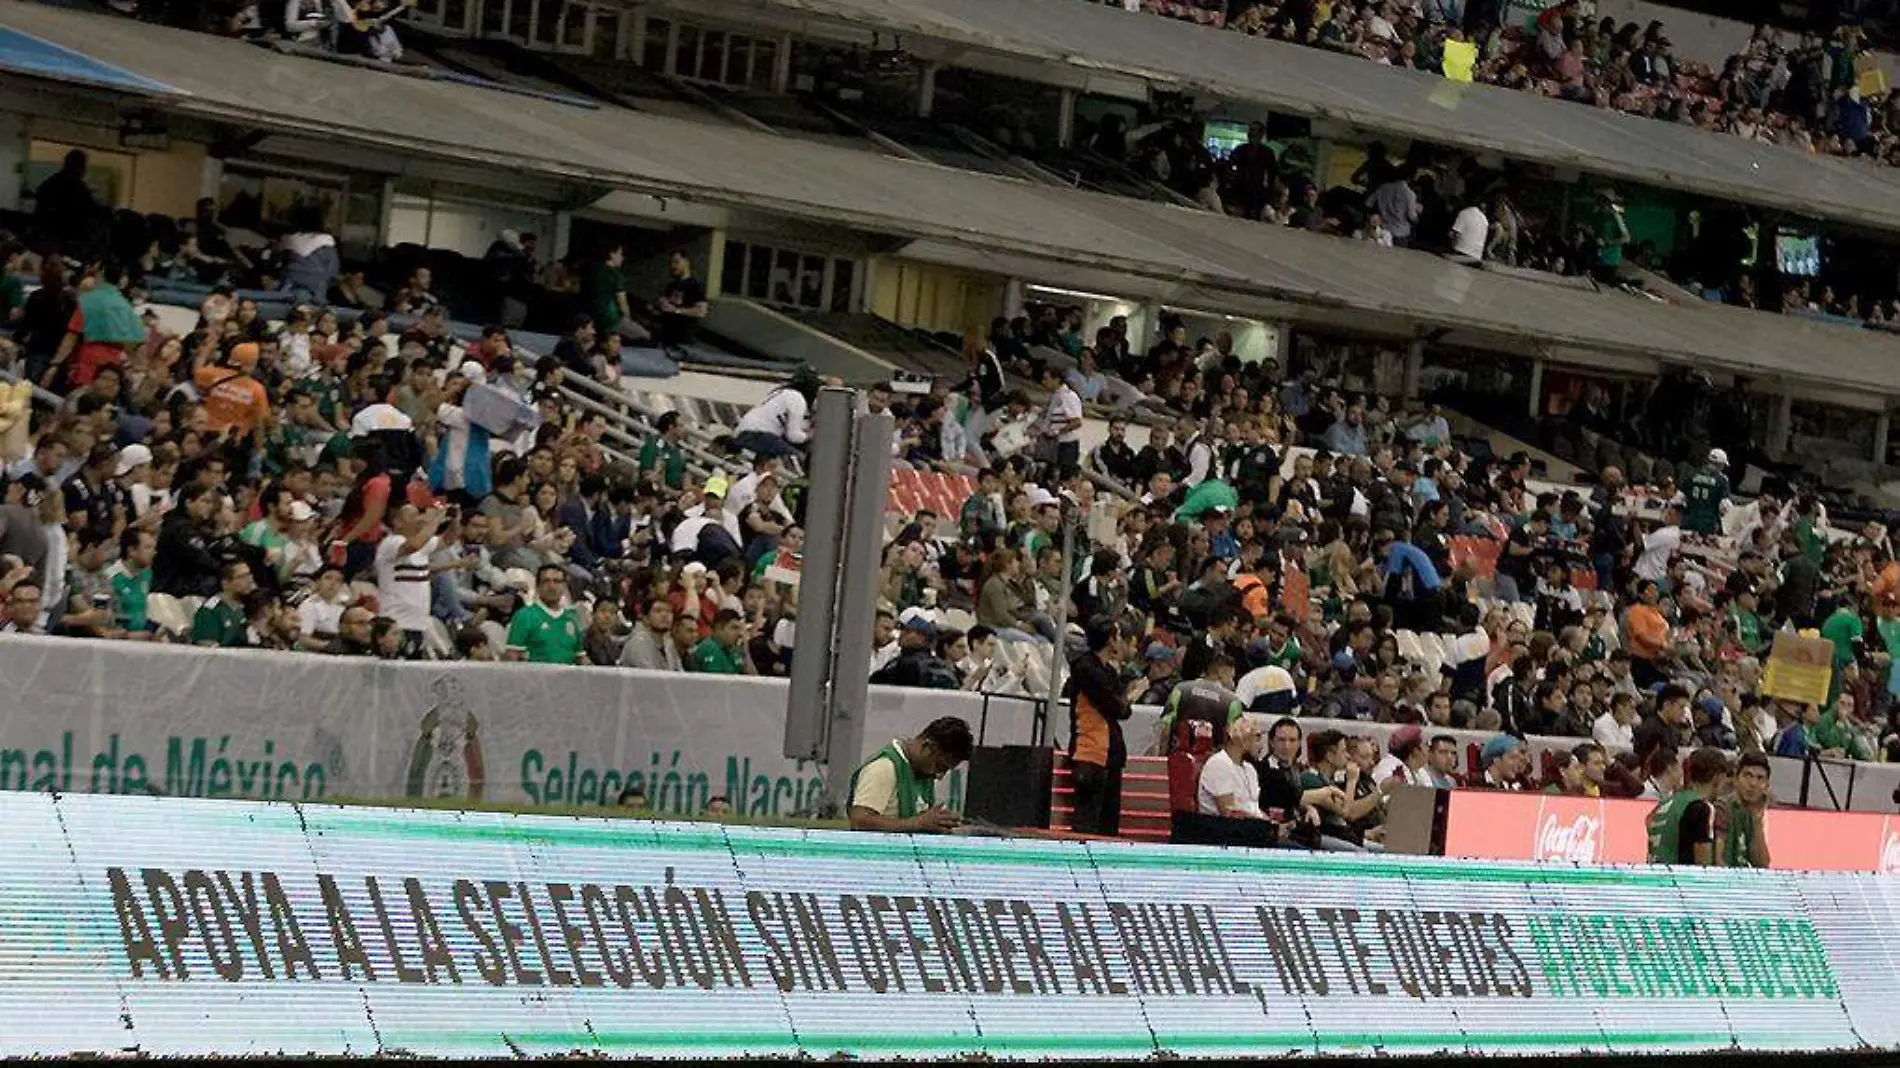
xmin=1 ymin=142 xmax=1897 ymax=851
xmin=1125 ymin=0 xmax=1900 ymax=167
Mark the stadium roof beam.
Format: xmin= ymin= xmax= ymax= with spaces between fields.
xmin=679 ymin=0 xmax=1900 ymax=237
xmin=1 ymin=4 xmax=1897 ymax=393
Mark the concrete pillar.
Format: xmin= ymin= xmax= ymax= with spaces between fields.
xmin=375 ymin=176 xmax=396 ymax=248
xmin=1526 ymin=357 xmax=1544 ymax=419
xmin=1767 ymin=392 xmax=1794 ymax=456
xmin=628 ymin=11 xmax=646 ymax=65
xmin=772 ymin=35 xmax=794 ymax=94
xmin=1056 ymin=88 xmax=1077 ymax=149
xmin=0 ymin=112 xmax=26 ymax=212
xmin=1002 ymin=278 xmax=1026 ymax=320
xmin=550 ymin=210 xmax=572 ymax=261
xmin=1402 ymin=339 xmax=1425 ymax=400
xmin=1876 ymin=410 xmax=1892 ymax=466
xmin=917 ymin=62 xmax=938 ymax=119
xmin=702 ymin=227 xmax=728 ymax=300
xmin=856 ymin=256 xmax=878 ymax=314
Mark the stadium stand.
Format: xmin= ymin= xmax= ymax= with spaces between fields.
xmin=1 ymin=0 xmax=1899 ymax=866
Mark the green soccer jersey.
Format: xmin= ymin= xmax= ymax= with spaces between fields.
xmin=507 ymin=602 xmax=583 ymax=664
xmin=1719 ymin=799 xmax=1759 ymax=868
xmin=1681 ymin=467 xmax=1729 ymax=535
xmin=692 ymin=638 xmax=745 ymax=675
xmin=191 ymin=598 xmax=249 ymax=648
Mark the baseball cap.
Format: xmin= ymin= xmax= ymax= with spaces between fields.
xmin=1389 ymin=725 xmax=1423 ymax=755
xmin=112 ymin=443 xmax=152 ymax=477
xmin=1251 ymin=665 xmax=1297 ymax=694
xmin=349 ymin=403 xmax=414 ymax=438
xmin=1143 ymin=642 xmax=1175 ymax=663
xmin=1027 ymin=487 xmax=1059 ymax=509
xmin=703 ymin=473 xmax=730 ymax=498
xmin=1480 ymin=733 xmax=1522 ymax=768
xmin=900 ymin=615 xmax=938 ymax=637
xmin=287 ymin=500 xmax=315 ymax=523
xmin=1709 ymin=448 xmax=1729 ymax=467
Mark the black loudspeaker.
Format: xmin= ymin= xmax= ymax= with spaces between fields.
xmin=963 ymin=745 xmax=1055 ymax=829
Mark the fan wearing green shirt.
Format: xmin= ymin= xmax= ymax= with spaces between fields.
xmin=638 ymin=411 xmax=688 ymax=491
xmin=1680 ymin=448 xmax=1731 ymax=536
xmin=1645 ymin=747 xmax=1729 ymax=866
xmin=692 ymin=609 xmax=754 ymax=675
xmin=1717 ymin=753 xmax=1772 ymax=869
xmin=191 ymin=559 xmax=255 ymax=649
xmin=583 ymin=245 xmax=629 ymax=337
xmin=505 ymin=565 xmax=583 ymax=664
xmin=1819 ymin=597 xmax=1864 ymax=703
xmin=107 ymin=527 xmax=155 ymax=634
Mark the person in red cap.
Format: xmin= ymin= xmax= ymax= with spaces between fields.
xmin=195 ymin=341 xmax=271 ymax=439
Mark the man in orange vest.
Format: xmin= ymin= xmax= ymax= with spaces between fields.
xmin=1233 ymin=558 xmax=1277 ymax=623
xmin=195 ymin=341 xmax=271 ymax=441
xmin=1066 ymin=615 xmax=1133 ymax=836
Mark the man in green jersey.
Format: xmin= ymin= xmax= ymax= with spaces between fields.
xmin=505 ymin=565 xmax=583 ymax=664
xmin=1646 ymin=747 xmax=1729 ymax=866
xmin=848 ymin=716 xmax=974 ymax=833
xmin=191 ymin=559 xmax=255 ymax=648
xmin=691 ymin=609 xmax=752 ymax=675
xmin=1716 ymin=753 xmax=1772 ymax=868
xmin=1681 ymin=447 xmax=1731 ymax=536
xmin=637 ymin=411 xmax=688 ymax=490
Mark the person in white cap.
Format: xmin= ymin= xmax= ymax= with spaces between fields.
xmin=110 ymin=443 xmax=167 ymax=521
xmin=1681 ymin=446 xmax=1731 ymax=537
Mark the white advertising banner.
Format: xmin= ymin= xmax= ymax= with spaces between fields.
xmin=0 ymin=636 xmax=1040 ymax=816
xmin=7 ymin=791 xmax=1900 ymax=1059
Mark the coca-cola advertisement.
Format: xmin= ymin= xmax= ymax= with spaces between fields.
xmin=1438 ymin=790 xmax=1900 ymax=873
xmin=1533 ymin=806 xmax=1606 ymax=864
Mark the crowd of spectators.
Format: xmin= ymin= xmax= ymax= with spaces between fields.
xmin=101 ymin=0 xmax=416 ymax=63
xmin=1124 ymin=0 xmax=1900 ymax=167
xmin=3 ymin=136 xmax=1897 ymax=860
xmin=858 ymin=305 xmax=1900 ymax=850
xmin=1084 ymin=0 xmax=1900 ymax=325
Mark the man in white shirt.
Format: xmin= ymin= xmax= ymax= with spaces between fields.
xmin=733 ymin=383 xmax=812 ymax=459
xmin=1449 ymin=201 xmax=1489 ymax=262
xmin=376 ymin=502 xmax=445 ymax=648
xmin=724 ymin=454 xmax=779 ymax=520
xmin=1198 ymin=715 xmax=1266 ymax=818
xmin=1592 ymin=692 xmax=1638 ymax=751
xmin=1633 ymin=505 xmax=1683 ymax=583
xmin=1037 ymin=365 xmax=1083 ymax=479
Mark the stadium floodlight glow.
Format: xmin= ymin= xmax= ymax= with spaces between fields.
xmin=1025 ymin=284 xmax=1129 ymax=304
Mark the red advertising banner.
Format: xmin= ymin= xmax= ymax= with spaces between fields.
xmin=1443 ymin=790 xmax=1900 ymax=873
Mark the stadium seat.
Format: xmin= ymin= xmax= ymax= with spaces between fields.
xmin=145 ymin=594 xmax=191 ymax=639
